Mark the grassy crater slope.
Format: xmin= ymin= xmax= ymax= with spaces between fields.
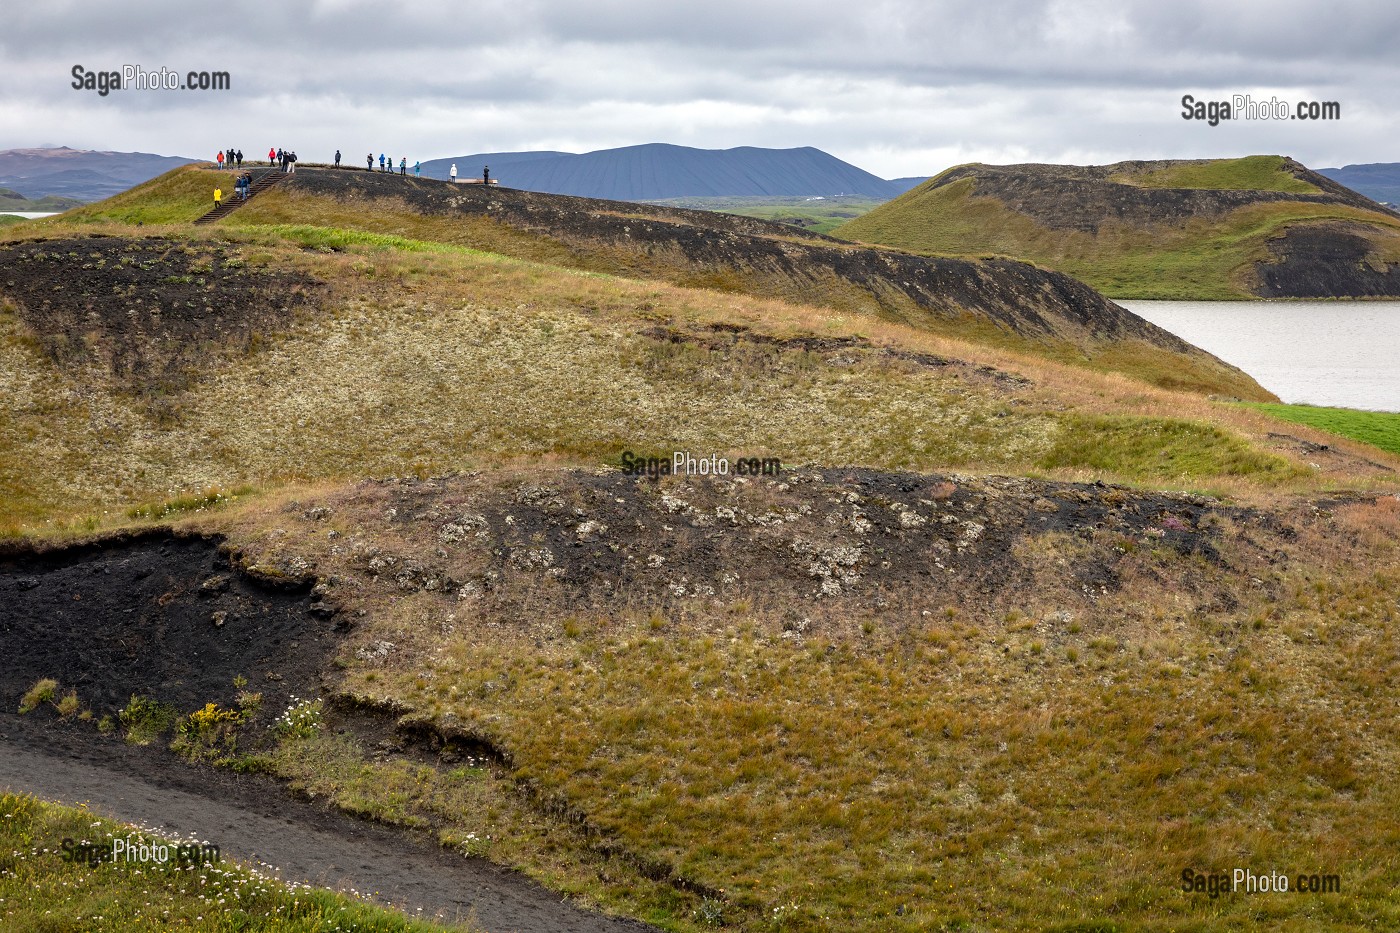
xmin=6 ymin=222 xmax=1394 ymax=531
xmin=183 ymin=463 xmax=1400 ymax=933
xmin=57 ymin=164 xmax=1269 ymax=399
xmin=837 ymin=155 xmax=1400 ymax=299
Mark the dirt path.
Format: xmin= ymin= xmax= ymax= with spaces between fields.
xmin=0 ymin=717 xmax=656 ymax=933
xmin=0 ymin=532 xmax=658 ymax=933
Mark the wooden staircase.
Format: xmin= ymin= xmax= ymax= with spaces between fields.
xmin=194 ymin=168 xmax=286 ymax=225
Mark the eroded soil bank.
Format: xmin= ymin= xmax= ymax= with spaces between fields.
xmin=0 ymin=531 xmax=656 ymax=933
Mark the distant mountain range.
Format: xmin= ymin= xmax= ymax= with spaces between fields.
xmin=887 ymin=176 xmax=931 ymax=195
xmin=0 ymin=147 xmax=197 ymax=202
xmin=420 ymin=143 xmax=911 ymax=200
xmin=0 ymin=186 xmax=84 ymax=212
xmin=1317 ymin=163 xmax=1400 ymax=206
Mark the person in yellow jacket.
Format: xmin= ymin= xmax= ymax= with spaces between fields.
xmin=214 ymin=187 xmax=222 ymax=208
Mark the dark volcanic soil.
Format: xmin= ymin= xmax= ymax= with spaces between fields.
xmin=278 ymin=168 xmax=1194 ymax=351
xmin=1254 ymin=221 xmax=1400 ymax=298
xmin=0 ymin=235 xmax=317 ymax=392
xmin=274 ymin=467 xmax=1272 ymax=627
xmin=0 ymin=531 xmax=330 ymax=718
xmin=0 ymin=531 xmax=658 ymax=933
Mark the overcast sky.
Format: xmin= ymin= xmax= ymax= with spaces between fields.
xmin=1 ymin=0 xmax=1394 ymax=177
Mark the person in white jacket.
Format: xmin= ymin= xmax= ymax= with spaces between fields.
xmin=450 ymin=163 xmax=457 ymax=182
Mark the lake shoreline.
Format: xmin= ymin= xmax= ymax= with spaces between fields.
xmin=1123 ymin=299 xmax=1400 ymax=413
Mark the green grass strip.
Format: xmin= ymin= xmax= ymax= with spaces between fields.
xmin=1243 ymin=402 xmax=1400 ymax=455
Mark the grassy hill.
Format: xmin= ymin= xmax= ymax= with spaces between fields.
xmin=57 ymin=164 xmax=1270 ymax=401
xmin=0 ymin=186 xmax=83 ymax=212
xmin=836 ymin=155 xmax=1400 ymax=299
xmin=3 ymin=163 xmax=1400 ymax=932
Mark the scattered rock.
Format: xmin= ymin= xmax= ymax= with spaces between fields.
xmin=199 ymin=574 xmax=230 ymax=596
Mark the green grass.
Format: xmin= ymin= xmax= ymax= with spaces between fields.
xmin=18 ymin=678 xmax=58 ymax=714
xmin=641 ymin=195 xmax=887 ymax=236
xmin=0 ymin=791 xmax=461 ymax=931
xmin=1114 ymin=155 xmax=1321 ymax=193
xmin=0 ymin=214 xmax=31 ymax=229
xmin=49 ymin=165 xmax=240 ymax=226
xmin=125 ymin=485 xmax=254 ymax=521
xmin=1037 ymin=414 xmax=1307 ymax=483
xmin=1244 ymin=403 xmax=1400 ymax=455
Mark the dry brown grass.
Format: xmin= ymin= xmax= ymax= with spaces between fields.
xmin=151 ymin=466 xmax=1400 ymax=933
xmin=4 ymin=222 xmax=1385 ymax=534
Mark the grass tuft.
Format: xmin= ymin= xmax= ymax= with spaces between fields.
xmin=18 ymin=678 xmax=58 ymax=714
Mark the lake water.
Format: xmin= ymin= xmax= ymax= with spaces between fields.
xmin=0 ymin=212 xmax=58 ymax=219
xmin=1121 ymin=300 xmax=1400 ymax=413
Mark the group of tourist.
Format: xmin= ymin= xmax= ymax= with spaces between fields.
xmin=270 ymin=148 xmax=298 ymax=172
xmin=365 ymin=152 xmax=421 ymax=177
xmin=211 ymin=145 xmax=466 ymax=208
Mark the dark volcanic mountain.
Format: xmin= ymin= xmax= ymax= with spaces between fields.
xmin=887 ymin=176 xmax=931 ymax=195
xmin=421 ymin=144 xmax=902 ymax=199
xmin=0 ymin=147 xmax=197 ymax=201
xmin=1317 ymin=163 xmax=1400 ymax=206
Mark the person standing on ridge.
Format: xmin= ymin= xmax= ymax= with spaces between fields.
xmin=335 ymin=149 xmax=341 ymax=168
xmin=236 ymin=149 xmax=243 ymax=168
xmin=400 ymin=157 xmax=406 ymax=175
xmin=483 ymin=164 xmax=490 ymax=185
xmin=216 ymin=150 xmax=224 ymax=169
xmin=268 ymin=146 xmax=276 ymax=166
xmin=450 ymin=163 xmax=457 ymax=182
xmin=379 ymin=153 xmax=386 ymax=172
xmin=289 ymin=151 xmax=297 ymax=174
xmin=414 ymin=160 xmax=421 ymax=178
xmin=367 ymin=153 xmax=373 ymax=170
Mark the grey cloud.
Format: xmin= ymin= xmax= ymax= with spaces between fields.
xmin=1 ymin=0 xmax=1394 ymax=177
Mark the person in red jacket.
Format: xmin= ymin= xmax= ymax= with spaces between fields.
xmin=216 ymin=150 xmax=224 ymax=169
xmin=268 ymin=147 xmax=276 ymax=166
